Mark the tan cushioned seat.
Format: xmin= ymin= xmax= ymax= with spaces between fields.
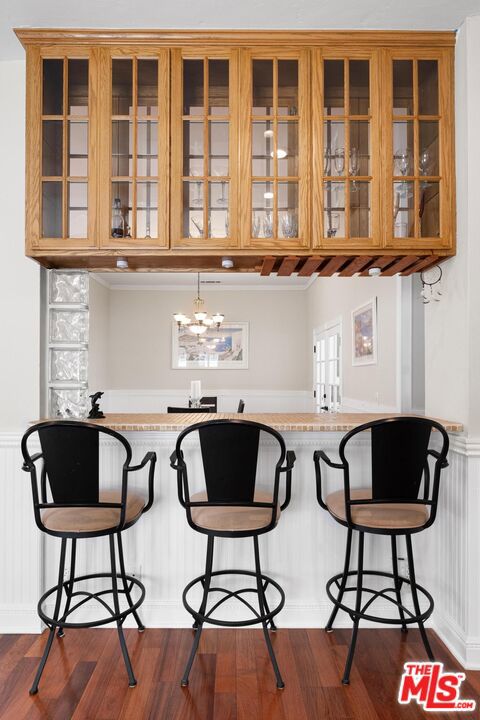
xmin=41 ymin=489 xmax=146 ymax=533
xmin=326 ymin=488 xmax=429 ymax=530
xmin=189 ymin=490 xmax=280 ymax=532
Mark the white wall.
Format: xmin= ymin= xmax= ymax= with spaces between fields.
xmin=90 ymin=283 xmax=309 ymax=392
xmin=0 ymin=61 xmax=40 ymax=430
xmin=307 ymin=275 xmax=399 ymax=411
xmin=88 ymin=277 xmax=109 ymax=390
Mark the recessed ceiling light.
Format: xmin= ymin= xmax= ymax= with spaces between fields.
xmin=368 ymin=266 xmax=381 ymax=277
xmin=116 ymin=257 xmax=128 ymax=269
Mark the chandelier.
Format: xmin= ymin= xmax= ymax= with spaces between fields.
xmin=173 ymin=273 xmax=224 ymax=335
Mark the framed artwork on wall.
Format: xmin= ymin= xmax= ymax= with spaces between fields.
xmin=352 ymin=298 xmax=377 ymax=366
xmin=172 ymin=322 xmax=249 ymax=369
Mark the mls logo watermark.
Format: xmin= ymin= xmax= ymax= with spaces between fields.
xmin=398 ymin=662 xmax=476 ymax=712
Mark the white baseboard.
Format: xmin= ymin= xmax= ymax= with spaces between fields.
xmin=433 ymin=614 xmax=480 ymax=670
xmin=0 ymin=605 xmax=42 ymax=634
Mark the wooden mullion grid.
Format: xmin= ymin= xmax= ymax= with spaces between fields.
xmin=131 ymin=57 xmax=138 ymax=240
xmin=413 ymin=58 xmax=419 ymax=239
xmin=273 ymin=58 xmax=278 ymax=239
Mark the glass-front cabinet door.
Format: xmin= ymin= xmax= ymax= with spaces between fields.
xmin=312 ymin=50 xmax=380 ymax=249
xmin=239 ymin=50 xmax=309 ymax=249
xmin=385 ymin=50 xmax=454 ymax=249
xmin=171 ymin=50 xmax=239 ymax=248
xmin=99 ymin=49 xmax=169 ymax=248
xmin=27 ymin=48 xmax=95 ymax=248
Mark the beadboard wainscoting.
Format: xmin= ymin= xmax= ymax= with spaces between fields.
xmin=1 ymin=430 xmax=479 ymax=669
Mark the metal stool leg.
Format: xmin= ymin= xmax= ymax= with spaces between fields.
xmin=181 ymin=535 xmax=215 ymax=687
xmin=117 ymin=533 xmax=145 ymax=632
xmin=406 ymin=534 xmax=434 ymax=660
xmin=57 ymin=538 xmax=77 ymax=638
xmin=342 ymin=531 xmax=364 ymax=685
xmin=261 ymin=579 xmax=277 ymax=632
xmin=326 ymin=527 xmax=353 ymax=632
xmin=253 ymin=536 xmax=285 ymax=689
xmin=391 ymin=535 xmax=408 ymax=633
xmin=30 ymin=538 xmax=67 ymax=695
xmin=109 ymin=534 xmax=137 ymax=687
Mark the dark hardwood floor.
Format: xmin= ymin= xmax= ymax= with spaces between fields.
xmin=0 ymin=628 xmax=478 ymax=719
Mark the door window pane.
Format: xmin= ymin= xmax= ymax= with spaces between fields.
xmin=42 ymin=182 xmax=63 ymax=237
xmin=137 ymin=182 xmax=158 ymax=238
xmin=209 ymin=59 xmax=229 ymax=114
xmin=183 ymin=181 xmax=204 ymax=238
xmin=418 ymin=60 xmax=438 ymax=115
xmin=393 ymin=122 xmax=414 ymax=176
xmin=350 ymin=121 xmax=370 ymax=176
xmin=43 ymin=59 xmax=63 ymax=115
xmin=252 ymin=60 xmax=273 ymax=115
xmin=68 ymin=121 xmax=88 ymax=176
xmin=183 ymin=60 xmax=204 ymax=116
xmin=252 ymin=121 xmax=274 ymax=176
xmin=111 ymin=182 xmax=132 ymax=238
xmin=252 ymin=182 xmax=274 ymax=238
xmin=420 ymin=181 xmax=440 ymax=237
xmin=209 ymin=121 xmax=229 ymax=176
xmin=393 ymin=60 xmax=413 ymax=115
xmin=111 ymin=121 xmax=132 ymax=176
xmin=68 ymin=59 xmax=88 ymax=115
xmin=209 ymin=182 xmax=229 ymax=237
xmin=277 ymin=182 xmax=298 ymax=238
xmin=277 ymin=60 xmax=298 ymax=116
xmin=324 ymin=182 xmax=345 ymax=238
xmin=323 ymin=120 xmax=345 ymax=176
xmin=112 ymin=59 xmax=133 ymax=115
xmin=42 ymin=120 xmax=63 ymax=176
xmin=349 ymin=60 xmax=369 ymax=114
xmin=183 ymin=121 xmax=204 ymax=176
xmin=277 ymin=121 xmax=298 ymax=176
xmin=137 ymin=59 xmax=158 ymax=116
xmin=393 ymin=182 xmax=414 ymax=237
xmin=137 ymin=121 xmax=158 ymax=176
xmin=324 ymin=60 xmax=344 ymax=114
xmin=419 ymin=121 xmax=439 ymax=176
xmin=350 ymin=181 xmax=370 ymax=237
xmin=68 ymin=181 xmax=88 ymax=238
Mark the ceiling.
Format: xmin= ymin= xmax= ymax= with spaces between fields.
xmin=93 ymin=271 xmax=315 ymax=290
xmin=4 ymin=0 xmax=480 ymax=60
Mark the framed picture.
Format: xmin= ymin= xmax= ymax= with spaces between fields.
xmin=172 ymin=322 xmax=249 ymax=369
xmin=352 ymin=298 xmax=377 ymax=366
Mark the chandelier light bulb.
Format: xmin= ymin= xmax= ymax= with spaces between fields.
xmin=173 ymin=312 xmax=185 ymax=325
xmin=212 ymin=312 xmax=224 ymax=325
xmin=203 ymin=317 xmax=214 ymax=326
xmin=194 ymin=311 xmax=208 ymax=322
xmin=190 ymin=323 xmax=207 ymax=335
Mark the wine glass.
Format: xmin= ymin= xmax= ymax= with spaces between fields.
xmin=419 ymin=149 xmax=431 ymax=189
xmin=334 ymin=148 xmax=345 ymax=176
xmin=191 ymin=216 xmax=203 ymax=237
xmin=263 ymin=213 xmax=273 ymax=238
xmin=280 ymin=213 xmax=297 ymax=238
xmin=349 ymin=146 xmax=359 ymax=192
xmin=323 ymin=147 xmax=331 ymax=175
xmin=327 ymin=212 xmax=340 ymax=238
xmin=217 ymin=181 xmax=228 ymax=207
xmin=395 ymin=148 xmax=412 ymax=198
xmin=252 ymin=214 xmax=260 ymax=238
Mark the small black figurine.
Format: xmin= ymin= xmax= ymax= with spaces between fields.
xmin=88 ymin=391 xmax=105 ymax=419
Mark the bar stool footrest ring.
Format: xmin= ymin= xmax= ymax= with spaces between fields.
xmin=326 ymin=569 xmax=433 ymax=625
xmin=38 ymin=572 xmax=145 ymax=629
xmin=183 ymin=569 xmax=284 ymax=627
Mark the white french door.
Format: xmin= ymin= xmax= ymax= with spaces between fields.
xmin=313 ymin=322 xmax=342 ymax=411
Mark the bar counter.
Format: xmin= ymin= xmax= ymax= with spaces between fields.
xmin=85 ymin=412 xmax=463 ymax=433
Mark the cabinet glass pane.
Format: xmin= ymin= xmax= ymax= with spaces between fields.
xmin=183 ymin=60 xmax=204 ymax=116
xmin=137 ymin=182 xmax=158 ymax=238
xmin=67 ymin=181 xmax=88 ymax=238
xmin=323 ymin=120 xmax=345 ymax=176
xmin=393 ymin=60 xmax=413 ymax=115
xmin=112 ymin=59 xmax=133 ymax=115
xmin=252 ymin=60 xmax=273 ymax=115
xmin=111 ymin=120 xmax=132 ymax=176
xmin=349 ymin=60 xmax=369 ymax=115
xmin=209 ymin=59 xmax=229 ymax=114
xmin=42 ymin=120 xmax=63 ymax=176
xmin=277 ymin=60 xmax=298 ymax=116
xmin=68 ymin=121 xmax=88 ymax=176
xmin=42 ymin=182 xmax=62 ymax=237
xmin=137 ymin=59 xmax=158 ymax=116
xmin=277 ymin=121 xmax=298 ymax=176
xmin=111 ymin=182 xmax=132 ymax=238
xmin=252 ymin=182 xmax=273 ymax=238
xmin=324 ymin=60 xmax=344 ymax=114
xmin=420 ymin=181 xmax=439 ymax=237
xmin=393 ymin=122 xmax=414 ymax=176
xmin=418 ymin=60 xmax=438 ymax=115
xmin=183 ymin=181 xmax=204 ymax=238
xmin=183 ymin=121 xmax=204 ymax=176
xmin=209 ymin=182 xmax=229 ymax=237
xmin=350 ymin=120 xmax=370 ymax=176
xmin=209 ymin=121 xmax=229 ymax=176
xmin=323 ymin=182 xmax=345 ymax=238
xmin=350 ymin=181 xmax=370 ymax=237
xmin=137 ymin=121 xmax=158 ymax=176
xmin=419 ymin=121 xmax=439 ymax=176
xmin=278 ymin=182 xmax=298 ymax=238
xmin=68 ymin=59 xmax=88 ymax=116
xmin=393 ymin=182 xmax=414 ymax=237
xmin=252 ymin=121 xmax=274 ymax=176
xmin=43 ymin=59 xmax=63 ymax=115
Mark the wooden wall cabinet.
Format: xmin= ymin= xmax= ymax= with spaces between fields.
xmin=18 ymin=30 xmax=456 ymax=275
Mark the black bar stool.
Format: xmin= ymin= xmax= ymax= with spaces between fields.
xmin=313 ymin=416 xmax=449 ymax=684
xmin=21 ymin=420 xmax=156 ymax=694
xmin=170 ymin=419 xmax=295 ymax=688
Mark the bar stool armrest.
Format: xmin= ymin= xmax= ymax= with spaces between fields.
xmin=170 ymin=450 xmax=188 ymax=508
xmin=313 ymin=450 xmax=345 ymax=510
xmin=279 ymin=450 xmax=296 ymax=510
xmin=127 ymin=451 xmax=157 ymax=514
xmin=22 ymin=452 xmax=43 ymax=472
xmin=427 ymin=449 xmax=449 ymax=469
